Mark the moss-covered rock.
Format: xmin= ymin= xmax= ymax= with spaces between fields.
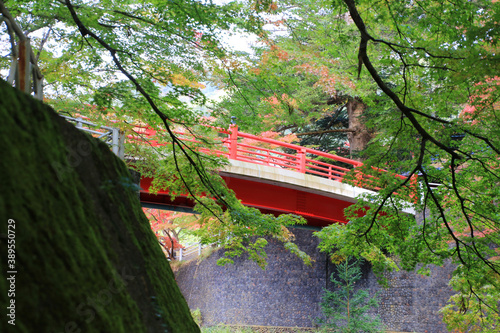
xmin=0 ymin=79 xmax=200 ymax=333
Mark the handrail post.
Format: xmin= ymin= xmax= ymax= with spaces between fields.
xmin=17 ymin=39 xmax=31 ymax=94
xmin=34 ymin=69 xmax=43 ymax=101
xmin=118 ymin=130 xmax=125 ymax=159
xmin=298 ymin=148 xmax=306 ymax=173
xmin=7 ymin=59 xmax=17 ymax=85
xmin=179 ymin=248 xmax=183 ymax=261
xmin=2 ymin=5 xmax=44 ymax=100
xmin=229 ymin=124 xmax=238 ymax=160
xmin=111 ymin=128 xmax=124 ymax=158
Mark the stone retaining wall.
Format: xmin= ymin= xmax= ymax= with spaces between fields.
xmin=175 ymin=228 xmax=454 ymax=333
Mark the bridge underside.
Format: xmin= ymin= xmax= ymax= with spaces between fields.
xmin=140 ymin=175 xmax=352 ymax=228
xmin=139 ymin=161 xmax=374 ymax=228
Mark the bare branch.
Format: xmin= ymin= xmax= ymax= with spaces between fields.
xmin=343 ymin=0 xmax=461 ymax=159
xmin=35 ymin=26 xmax=52 ymax=63
xmin=419 ymin=169 xmax=468 ymax=266
xmin=359 ymin=138 xmax=426 ymax=238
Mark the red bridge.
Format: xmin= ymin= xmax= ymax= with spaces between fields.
xmin=138 ymin=125 xmax=414 ymax=228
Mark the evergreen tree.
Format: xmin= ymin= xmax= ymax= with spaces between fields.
xmin=319 ymin=257 xmax=383 ymax=333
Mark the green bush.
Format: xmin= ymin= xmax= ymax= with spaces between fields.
xmin=191 ymin=308 xmax=203 ymax=327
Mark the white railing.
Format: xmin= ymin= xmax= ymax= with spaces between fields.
xmin=60 ymin=115 xmax=125 ymax=159
xmin=175 ymin=242 xmax=213 ymax=261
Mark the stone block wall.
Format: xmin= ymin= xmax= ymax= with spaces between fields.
xmin=175 ymin=227 xmax=454 ymax=332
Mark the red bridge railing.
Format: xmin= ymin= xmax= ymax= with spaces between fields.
xmin=63 ymin=115 xmax=416 ymax=196
xmin=219 ymin=125 xmax=362 ymax=182
xmin=131 ymin=124 xmax=418 ymax=195
xmin=217 ymin=126 xmax=419 ymax=200
xmin=221 ymin=126 xmax=419 ymax=198
xmin=130 ymin=124 xmax=362 ymax=182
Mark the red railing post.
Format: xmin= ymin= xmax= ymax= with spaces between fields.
xmin=229 ymin=124 xmax=238 ymax=160
xmin=298 ymin=148 xmax=306 ymax=173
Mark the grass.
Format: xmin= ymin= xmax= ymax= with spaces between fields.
xmin=201 ymin=325 xmax=255 ymax=333
xmin=198 ymin=325 xmax=421 ymax=333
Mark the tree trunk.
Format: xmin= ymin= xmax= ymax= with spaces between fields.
xmin=346 ymin=98 xmax=373 ymax=161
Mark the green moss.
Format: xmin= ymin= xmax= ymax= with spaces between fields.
xmin=0 ymin=80 xmax=199 ymax=333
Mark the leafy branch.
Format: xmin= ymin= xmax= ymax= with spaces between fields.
xmin=64 ymin=0 xmax=232 ymax=219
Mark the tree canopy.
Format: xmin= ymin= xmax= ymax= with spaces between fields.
xmin=314 ymin=0 xmax=500 ymax=282
xmin=213 ymin=0 xmax=500 ymax=329
xmin=0 ymin=0 xmax=309 ymax=267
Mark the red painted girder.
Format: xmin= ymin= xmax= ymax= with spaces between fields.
xmin=140 ymin=175 xmax=351 ymax=228
xmin=220 ymin=176 xmax=350 ymax=227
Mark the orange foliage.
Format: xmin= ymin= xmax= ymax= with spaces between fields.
xmin=460 ymin=76 xmax=500 ymax=124
xmin=170 ymin=73 xmax=205 ymax=89
xmin=250 ymin=67 xmax=261 ymax=75
xmin=260 ymin=93 xmax=299 ymax=123
xmin=143 ymin=208 xmax=196 ymax=258
xmin=294 ymin=63 xmax=355 ymax=95
xmin=261 ymin=43 xmax=290 ymax=64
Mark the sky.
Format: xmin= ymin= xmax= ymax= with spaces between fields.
xmin=0 ymin=0 xmax=278 ymax=105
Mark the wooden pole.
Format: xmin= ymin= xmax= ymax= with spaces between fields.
xmin=17 ymin=39 xmax=31 ymax=94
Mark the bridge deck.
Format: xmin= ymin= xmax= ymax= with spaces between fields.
xmin=140 ymin=160 xmax=414 ymax=227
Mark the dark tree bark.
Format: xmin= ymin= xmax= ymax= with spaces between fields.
xmin=346 ymin=98 xmax=374 ymax=161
